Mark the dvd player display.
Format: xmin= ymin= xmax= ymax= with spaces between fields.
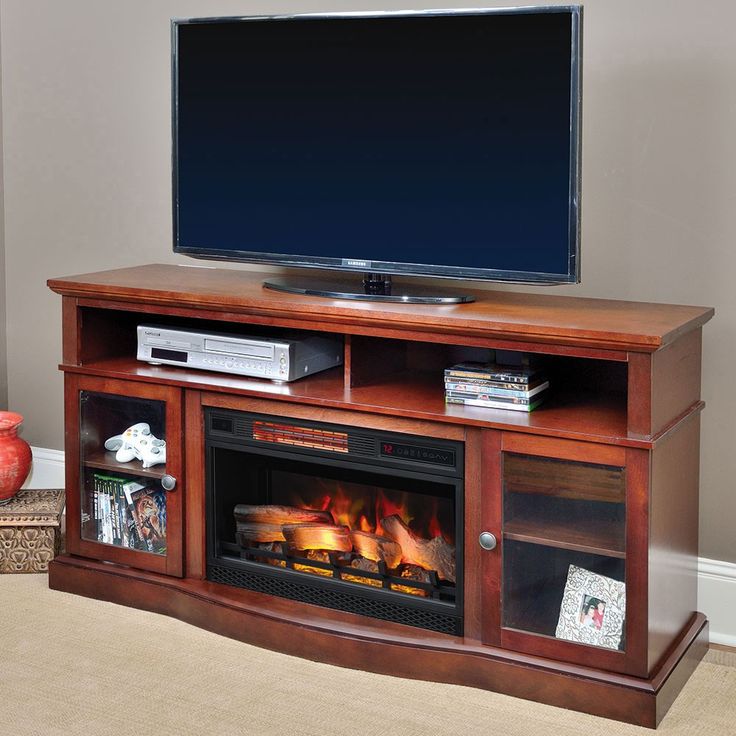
xmin=137 ymin=325 xmax=342 ymax=382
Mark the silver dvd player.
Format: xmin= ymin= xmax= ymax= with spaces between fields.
xmin=137 ymin=325 xmax=343 ymax=382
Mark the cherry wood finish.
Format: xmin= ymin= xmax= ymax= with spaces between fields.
xmin=184 ymin=390 xmax=206 ymax=580
xmin=64 ymin=374 xmax=185 ymax=577
xmin=501 ymin=432 xmax=626 ymax=465
xmin=503 ymin=516 xmax=626 ymax=558
xmin=48 ymin=265 xmax=714 ymax=727
xmin=82 ymin=449 xmax=167 ymax=480
xmin=49 ymin=554 xmax=708 ymax=729
xmin=63 ymin=358 xmax=640 ymax=447
xmin=648 ymin=413 xmax=702 ymax=672
xmin=628 ymin=328 xmax=703 ymax=439
xmin=502 ymin=452 xmax=626 ymax=503
xmin=48 ymin=264 xmax=713 ymax=352
xmin=459 ymin=427 xmax=484 ymax=643
xmin=497 ymin=437 xmax=649 ymax=677
xmin=479 ymin=429 xmax=503 ymax=648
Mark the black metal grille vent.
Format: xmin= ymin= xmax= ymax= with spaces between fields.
xmin=208 ymin=564 xmax=462 ymax=636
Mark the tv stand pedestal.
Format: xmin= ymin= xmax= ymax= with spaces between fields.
xmin=47 ymin=264 xmax=713 ymax=728
xmin=263 ymin=271 xmax=475 ymax=303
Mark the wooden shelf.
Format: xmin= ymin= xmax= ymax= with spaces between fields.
xmin=63 ymin=358 xmax=637 ymax=447
xmin=83 ymin=449 xmax=167 ymax=480
xmin=504 ymin=516 xmax=626 ymax=558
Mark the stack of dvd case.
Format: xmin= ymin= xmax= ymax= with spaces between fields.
xmin=92 ymin=473 xmax=167 ymax=554
xmin=444 ymin=360 xmax=549 ymax=412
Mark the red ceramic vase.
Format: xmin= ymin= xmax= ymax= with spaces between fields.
xmin=0 ymin=411 xmax=32 ymax=505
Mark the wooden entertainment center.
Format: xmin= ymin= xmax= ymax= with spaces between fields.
xmin=48 ymin=264 xmax=713 ymax=728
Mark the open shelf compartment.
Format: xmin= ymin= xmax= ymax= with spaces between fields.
xmin=502 ymin=451 xmax=627 ymax=650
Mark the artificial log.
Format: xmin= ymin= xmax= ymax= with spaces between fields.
xmin=233 ymin=504 xmax=333 ymax=526
xmin=351 ymin=557 xmax=379 ymax=573
xmin=293 ymin=549 xmax=334 ymax=578
xmin=282 ymin=523 xmax=352 ymax=553
xmin=343 ymin=557 xmax=383 ymax=588
xmin=380 ymin=515 xmax=456 ymax=583
xmin=235 ymin=522 xmax=286 ymax=543
xmin=391 ymin=564 xmax=432 ymax=598
xmin=253 ymin=541 xmax=286 ymax=568
xmin=350 ymin=530 xmax=402 ymax=569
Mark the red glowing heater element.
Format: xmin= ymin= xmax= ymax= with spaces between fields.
xmin=252 ymin=421 xmax=349 ymax=453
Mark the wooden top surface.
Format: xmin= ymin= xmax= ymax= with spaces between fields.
xmin=48 ymin=264 xmax=714 ymax=352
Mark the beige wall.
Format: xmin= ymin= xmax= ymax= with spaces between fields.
xmin=0 ymin=19 xmax=7 ymax=410
xmin=0 ymin=1 xmax=734 ymax=562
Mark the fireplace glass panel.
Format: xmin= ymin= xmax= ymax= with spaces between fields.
xmin=78 ymin=391 xmax=168 ymax=556
xmin=210 ymin=447 xmax=458 ymax=603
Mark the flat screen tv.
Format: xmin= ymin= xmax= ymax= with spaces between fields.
xmin=173 ymin=7 xmax=582 ymax=303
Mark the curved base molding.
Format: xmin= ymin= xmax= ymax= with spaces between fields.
xmin=49 ymin=554 xmax=707 ymax=729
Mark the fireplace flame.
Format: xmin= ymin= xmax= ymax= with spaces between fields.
xmin=242 ymin=479 xmax=455 ymax=594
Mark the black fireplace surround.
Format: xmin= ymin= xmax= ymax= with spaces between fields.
xmin=205 ymin=409 xmax=464 ymax=635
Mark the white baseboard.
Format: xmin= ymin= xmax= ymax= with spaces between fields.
xmin=698 ymin=558 xmax=736 ymax=647
xmin=23 ymin=446 xmax=65 ymax=490
xmin=20 ymin=447 xmax=736 ymax=647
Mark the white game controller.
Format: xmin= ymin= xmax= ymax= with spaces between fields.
xmin=104 ymin=422 xmax=167 ymax=468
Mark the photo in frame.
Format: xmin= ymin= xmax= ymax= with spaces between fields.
xmin=555 ymin=565 xmax=626 ymax=651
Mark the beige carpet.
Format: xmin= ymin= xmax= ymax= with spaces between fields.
xmin=1 ymin=575 xmax=734 ymax=735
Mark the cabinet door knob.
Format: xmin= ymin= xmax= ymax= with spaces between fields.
xmin=478 ymin=532 xmax=497 ymax=551
xmin=161 ymin=474 xmax=177 ymax=492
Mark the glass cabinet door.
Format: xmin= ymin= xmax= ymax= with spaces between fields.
xmin=65 ymin=375 xmax=183 ymax=576
xmin=502 ymin=454 xmax=626 ymax=645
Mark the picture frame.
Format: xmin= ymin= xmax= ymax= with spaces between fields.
xmin=555 ymin=565 xmax=626 ymax=651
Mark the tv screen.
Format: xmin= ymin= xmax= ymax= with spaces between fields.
xmin=173 ymin=8 xmax=581 ymax=286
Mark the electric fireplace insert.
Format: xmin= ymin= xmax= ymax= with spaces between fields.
xmin=206 ymin=410 xmax=464 ymax=635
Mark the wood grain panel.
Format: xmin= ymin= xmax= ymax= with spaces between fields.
xmin=479 ymin=429 xmax=503 ymax=646
xmin=63 ymin=374 xmax=82 ymax=556
xmin=648 ymin=413 xmax=701 ymax=672
xmin=184 ymin=391 xmax=206 ymax=579
xmin=628 ymin=352 xmax=653 ymax=439
xmin=48 ymin=264 xmax=714 ymax=352
xmin=201 ymin=391 xmax=466 ymax=441
xmin=628 ymin=329 xmax=703 ymax=439
xmin=502 ymin=432 xmax=626 ymax=465
xmin=62 ymin=359 xmax=646 ymax=447
xmin=623 ymin=447 xmax=651 ymax=677
xmin=461 ymin=427 xmax=484 ymax=642
xmin=62 ymin=375 xmax=185 ymax=577
xmin=70 ymin=296 xmax=632 ymax=360
xmin=61 ymin=297 xmax=81 ymax=365
xmin=503 ymin=453 xmax=625 ymax=503
xmin=654 ymin=616 xmax=708 ymax=725
xmin=48 ymin=555 xmax=708 ymax=727
xmin=651 ymin=329 xmax=703 ymax=435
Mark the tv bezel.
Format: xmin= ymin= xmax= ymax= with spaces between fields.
xmin=171 ymin=6 xmax=582 ymax=286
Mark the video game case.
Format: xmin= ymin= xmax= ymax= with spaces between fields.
xmin=446 ymin=395 xmax=546 ymax=412
xmin=445 ymin=380 xmax=549 ymax=398
xmin=443 ymin=375 xmax=548 ymax=390
xmin=123 ymin=481 xmax=167 ymax=555
xmin=444 ymin=361 xmax=543 ymax=384
xmin=445 ymin=389 xmax=547 ymax=405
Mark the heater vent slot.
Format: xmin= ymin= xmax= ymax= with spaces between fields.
xmin=253 ymin=420 xmax=349 ymax=453
xmin=207 ymin=563 xmax=462 ymax=635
